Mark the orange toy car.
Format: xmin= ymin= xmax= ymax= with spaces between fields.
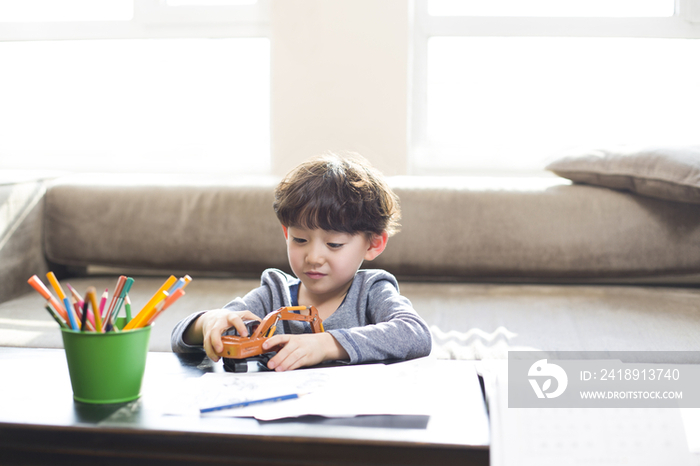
xmin=219 ymin=305 xmax=324 ymax=372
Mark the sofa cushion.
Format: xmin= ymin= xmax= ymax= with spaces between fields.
xmin=0 ymin=180 xmax=49 ymax=303
xmin=44 ymin=174 xmax=700 ymax=280
xmin=380 ymin=176 xmax=700 ymax=280
xmin=44 ymin=174 xmax=288 ymax=276
xmin=546 ymin=145 xmax=700 ymax=204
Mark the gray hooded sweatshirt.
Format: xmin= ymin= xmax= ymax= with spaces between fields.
xmin=171 ymin=268 xmax=432 ymax=364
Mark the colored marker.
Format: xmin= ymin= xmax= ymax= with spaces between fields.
xmin=46 ymin=272 xmax=66 ymax=301
xmin=103 ymin=276 xmax=127 ymax=330
xmin=47 ymin=272 xmax=80 ymax=329
xmin=27 ymin=275 xmax=69 ymax=325
xmin=107 ymin=277 xmax=134 ymax=330
xmin=116 ymin=278 xmax=134 ymax=317
xmin=47 ymin=273 xmax=78 ymax=330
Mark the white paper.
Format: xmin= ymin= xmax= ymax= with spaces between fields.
xmin=158 ymin=358 xmax=481 ymax=421
xmin=681 ymin=409 xmax=700 ymax=453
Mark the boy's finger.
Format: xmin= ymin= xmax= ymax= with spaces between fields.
xmin=210 ymin=326 xmax=224 ymax=351
xmin=272 ymin=346 xmax=306 ymax=372
xmin=203 ymin=338 xmax=221 ymax=362
xmin=265 ymin=336 xmax=293 ymax=370
xmin=268 ymin=352 xmax=290 ymax=371
xmin=225 ymin=314 xmax=251 ymax=337
xmin=263 ymin=334 xmax=289 ymax=351
xmin=239 ymin=310 xmax=261 ymax=322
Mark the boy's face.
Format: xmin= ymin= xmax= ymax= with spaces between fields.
xmin=284 ymin=226 xmax=384 ymax=304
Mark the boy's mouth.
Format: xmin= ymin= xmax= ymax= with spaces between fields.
xmin=305 ymin=271 xmax=326 ymax=280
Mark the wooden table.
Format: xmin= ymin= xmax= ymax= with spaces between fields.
xmin=0 ymin=347 xmax=489 ymax=466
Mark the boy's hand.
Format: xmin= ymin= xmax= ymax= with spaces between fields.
xmin=263 ymin=333 xmax=349 ymax=372
xmin=189 ymin=309 xmax=261 ymax=362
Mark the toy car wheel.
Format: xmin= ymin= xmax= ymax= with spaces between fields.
xmin=222 ymin=358 xmax=249 ymax=373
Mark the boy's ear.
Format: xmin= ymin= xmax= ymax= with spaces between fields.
xmin=282 ymin=225 xmax=288 ymax=239
xmin=365 ymin=231 xmax=389 ymax=261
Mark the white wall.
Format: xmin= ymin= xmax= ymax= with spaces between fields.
xmin=270 ymin=0 xmax=409 ymax=177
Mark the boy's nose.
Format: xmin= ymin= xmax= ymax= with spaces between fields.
xmin=305 ymin=244 xmax=325 ymax=266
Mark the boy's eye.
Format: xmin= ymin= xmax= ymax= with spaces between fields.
xmin=292 ymin=237 xmax=307 ymax=244
xmin=327 ymin=243 xmax=344 ymax=249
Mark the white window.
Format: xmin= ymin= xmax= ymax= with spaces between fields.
xmin=0 ymin=0 xmax=270 ymax=174
xmin=411 ymin=0 xmax=700 ymax=175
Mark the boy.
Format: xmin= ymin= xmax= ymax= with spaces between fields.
xmin=171 ymin=153 xmax=432 ymax=371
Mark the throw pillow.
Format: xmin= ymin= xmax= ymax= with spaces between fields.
xmin=546 ymin=146 xmax=700 ymax=204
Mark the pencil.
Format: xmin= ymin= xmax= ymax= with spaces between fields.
xmin=99 ymin=288 xmax=108 ymax=317
xmin=143 ymin=288 xmax=185 ymax=327
xmin=166 ymin=275 xmax=193 ymax=295
xmin=80 ymin=300 xmax=89 ymax=331
xmin=63 ymin=297 xmax=79 ymax=330
xmin=103 ymin=275 xmax=127 ymax=331
xmin=106 ymin=277 xmax=134 ymax=331
xmin=123 ymin=275 xmax=177 ymax=331
xmin=123 ymin=290 xmax=168 ymax=331
xmin=44 ymin=303 xmax=68 ymax=328
xmin=125 ymin=295 xmax=132 ymax=322
xmin=66 ymin=283 xmax=83 ymax=307
xmin=166 ymin=277 xmax=186 ymax=294
xmin=86 ymin=287 xmax=102 ymax=333
xmin=71 ymin=297 xmax=81 ymax=325
xmin=114 ymin=277 xmax=134 ymax=322
xmin=200 ymin=393 xmax=305 ymax=414
xmin=70 ymin=296 xmax=95 ymax=331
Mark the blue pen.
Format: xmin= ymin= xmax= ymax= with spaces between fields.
xmin=200 ymin=393 xmax=304 ymax=414
xmin=63 ymin=297 xmax=79 ymax=330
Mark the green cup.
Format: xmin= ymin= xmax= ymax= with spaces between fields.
xmin=61 ymin=318 xmax=151 ymax=404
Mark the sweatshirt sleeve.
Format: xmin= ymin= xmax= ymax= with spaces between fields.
xmin=326 ymin=273 xmax=432 ymax=364
xmin=170 ymin=310 xmax=208 ymax=353
xmin=170 ymin=269 xmax=294 ymax=353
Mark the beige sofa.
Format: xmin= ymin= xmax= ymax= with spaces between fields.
xmin=1 ymin=173 xmax=700 ymax=358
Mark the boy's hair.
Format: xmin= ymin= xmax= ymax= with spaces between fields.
xmin=273 ymin=153 xmax=401 ymax=237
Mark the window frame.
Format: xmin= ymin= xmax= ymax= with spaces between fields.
xmin=0 ymin=0 xmax=270 ymax=41
xmin=0 ymin=0 xmax=271 ymax=175
xmin=409 ymin=0 xmax=700 ymax=174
